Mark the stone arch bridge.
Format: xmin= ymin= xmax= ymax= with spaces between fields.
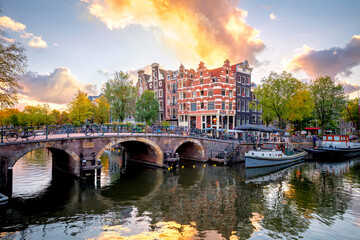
xmin=0 ymin=134 xmax=238 ymax=190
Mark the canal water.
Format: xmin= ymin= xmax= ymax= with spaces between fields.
xmin=1 ymin=148 xmax=360 ymax=239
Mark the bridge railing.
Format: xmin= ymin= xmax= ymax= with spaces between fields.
xmin=0 ymin=124 xmax=258 ymax=144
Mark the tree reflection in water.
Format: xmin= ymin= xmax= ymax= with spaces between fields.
xmin=1 ymin=149 xmax=360 ymax=239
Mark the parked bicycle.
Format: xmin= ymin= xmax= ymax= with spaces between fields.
xmin=4 ymin=128 xmax=36 ymax=142
xmin=82 ymin=125 xmax=105 ymax=136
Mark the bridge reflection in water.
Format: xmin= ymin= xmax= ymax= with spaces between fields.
xmin=1 ymin=149 xmax=360 ymax=239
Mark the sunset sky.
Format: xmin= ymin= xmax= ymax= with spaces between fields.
xmin=1 ymin=0 xmax=360 ymax=110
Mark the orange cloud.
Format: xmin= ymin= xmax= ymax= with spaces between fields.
xmin=83 ymin=0 xmax=265 ymax=67
xmin=20 ymin=67 xmax=97 ymax=105
xmin=0 ymin=16 xmax=26 ymax=32
xmin=287 ymin=35 xmax=360 ymax=78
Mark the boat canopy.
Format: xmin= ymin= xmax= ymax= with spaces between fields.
xmin=234 ymin=124 xmax=274 ymax=132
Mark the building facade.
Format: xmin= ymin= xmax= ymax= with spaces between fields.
xmin=137 ymin=60 xmax=262 ymax=129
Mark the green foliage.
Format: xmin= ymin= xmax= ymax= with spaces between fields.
xmin=135 ymin=90 xmax=159 ymax=125
xmin=68 ymin=90 xmax=93 ymax=123
xmin=255 ymin=71 xmax=313 ymax=128
xmin=0 ymin=38 xmax=27 ymax=109
xmin=160 ymin=121 xmax=170 ymax=127
xmin=93 ymin=95 xmax=110 ymax=124
xmin=309 ymin=76 xmax=346 ymax=131
xmin=102 ymin=71 xmax=138 ymax=122
xmin=342 ymin=98 xmax=359 ymax=133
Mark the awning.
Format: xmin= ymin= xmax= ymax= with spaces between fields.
xmin=305 ymin=127 xmax=320 ymax=130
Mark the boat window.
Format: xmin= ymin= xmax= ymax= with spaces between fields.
xmin=323 ymin=136 xmax=326 ymax=141
xmin=334 ymin=136 xmax=340 ymax=141
xmin=328 ymin=136 xmax=333 ymax=140
xmin=341 ymin=137 xmax=344 ymax=141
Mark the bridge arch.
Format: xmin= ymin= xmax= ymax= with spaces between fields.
xmin=96 ymin=137 xmax=164 ymax=167
xmin=174 ymin=138 xmax=205 ymax=161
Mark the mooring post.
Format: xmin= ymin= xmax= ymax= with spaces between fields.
xmin=224 ymin=151 xmax=228 ymax=166
xmin=6 ymin=167 xmax=13 ymax=196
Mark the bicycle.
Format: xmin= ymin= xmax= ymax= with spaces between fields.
xmin=82 ymin=125 xmax=105 ymax=136
xmin=5 ymin=130 xmax=19 ymax=142
xmin=20 ymin=128 xmax=36 ymax=140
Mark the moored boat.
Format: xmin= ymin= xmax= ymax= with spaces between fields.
xmin=302 ymin=135 xmax=360 ymax=158
xmin=245 ymin=142 xmax=307 ymax=168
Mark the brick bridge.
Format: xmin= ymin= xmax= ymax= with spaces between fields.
xmin=0 ymin=134 xmax=245 ymax=191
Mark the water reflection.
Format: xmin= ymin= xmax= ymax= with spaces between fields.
xmin=1 ymin=149 xmax=360 ymax=239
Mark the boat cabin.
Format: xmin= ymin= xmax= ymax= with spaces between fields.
xmin=261 ymin=142 xmax=293 ymax=155
xmin=322 ymin=135 xmax=349 ymax=148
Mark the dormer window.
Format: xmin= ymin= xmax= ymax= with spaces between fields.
xmin=226 ymin=69 xmax=229 ymax=75
xmin=200 ymin=71 xmax=203 ymax=76
xmin=181 ymin=72 xmax=184 ymax=78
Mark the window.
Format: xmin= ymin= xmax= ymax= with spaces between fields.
xmin=200 ymin=71 xmax=203 ymax=76
xmin=159 ymin=81 xmax=162 ymax=87
xmin=222 ymin=101 xmax=225 ymax=110
xmin=202 ymin=116 xmax=205 ymax=121
xmin=241 ymin=115 xmax=245 ymax=125
xmin=236 ymin=116 xmax=240 ymax=126
xmin=212 ymin=77 xmax=216 ymax=82
xmin=246 ymin=115 xmax=249 ymax=124
xmin=246 ymin=100 xmax=249 ymax=112
xmin=179 ymin=104 xmax=182 ymax=111
xmin=208 ymin=102 xmax=215 ymax=110
xmin=242 ymin=88 xmax=245 ymax=96
xmin=191 ymin=103 xmax=197 ymax=111
xmin=159 ymin=100 xmax=163 ymax=110
xmin=200 ymin=102 xmax=204 ymax=109
xmin=183 ymin=103 xmax=187 ymax=111
xmin=200 ymin=78 xmax=203 ymax=84
xmin=247 ymin=77 xmax=250 ymax=84
xmin=167 ymin=75 xmax=170 ymax=80
xmin=181 ymin=72 xmax=184 ymax=78
xmin=242 ymin=76 xmax=245 ymax=84
xmin=226 ymin=76 xmax=229 ymax=83
xmin=159 ymin=89 xmax=163 ymax=97
xmin=252 ymin=115 xmax=256 ymax=123
xmin=149 ymin=83 xmax=152 ymax=89
xmin=221 ymin=89 xmax=226 ymax=96
xmin=154 ymin=71 xmax=157 ymax=78
xmin=192 ymin=92 xmax=196 ymax=98
xmin=180 ymin=115 xmax=183 ymax=122
xmin=237 ymin=100 xmax=240 ymax=110
xmin=208 ymin=90 xmax=213 ymax=97
xmin=229 ymin=102 xmax=233 ymax=110
xmin=200 ymin=90 xmax=204 ymax=96
xmin=246 ymin=88 xmax=250 ymax=97
xmin=242 ymin=100 xmax=245 ymax=112
xmin=167 ymin=84 xmax=170 ymax=92
xmin=183 ymin=93 xmax=186 ymax=99
xmin=167 ymin=96 xmax=170 ymax=105
xmin=229 ymin=90 xmax=233 ymax=98
xmin=237 ymin=86 xmax=240 ymax=95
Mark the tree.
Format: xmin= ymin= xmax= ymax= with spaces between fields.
xmin=309 ymin=76 xmax=346 ymax=132
xmin=102 ymin=71 xmax=138 ymax=122
xmin=93 ymin=95 xmax=110 ymax=124
xmin=0 ymin=38 xmax=27 ymax=108
xmin=68 ymin=90 xmax=93 ymax=124
xmin=135 ymin=90 xmax=159 ymax=125
xmin=342 ymin=98 xmax=359 ymax=134
xmin=254 ymin=71 xmax=312 ymax=128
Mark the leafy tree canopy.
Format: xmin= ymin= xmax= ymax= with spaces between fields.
xmin=135 ymin=90 xmax=159 ymax=125
xmin=309 ymin=76 xmax=346 ymax=131
xmin=67 ymin=90 xmax=93 ymax=124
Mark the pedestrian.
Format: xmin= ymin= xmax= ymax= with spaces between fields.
xmin=312 ymin=135 xmax=317 ymax=147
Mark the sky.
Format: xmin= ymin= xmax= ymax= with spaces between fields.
xmin=1 ymin=0 xmax=360 ymax=110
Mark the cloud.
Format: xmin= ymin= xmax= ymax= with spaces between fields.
xmin=28 ymin=36 xmax=48 ymax=48
xmin=20 ymin=67 xmax=97 ymax=105
xmin=269 ymin=13 xmax=276 ymax=20
xmin=82 ymin=0 xmax=265 ymax=67
xmin=341 ymin=81 xmax=360 ymax=95
xmin=287 ymin=35 xmax=360 ymax=78
xmin=0 ymin=15 xmax=48 ymax=49
xmin=2 ymin=37 xmax=15 ymax=43
xmin=0 ymin=16 xmax=26 ymax=32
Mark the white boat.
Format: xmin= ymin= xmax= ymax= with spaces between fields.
xmin=245 ymin=142 xmax=307 ymax=168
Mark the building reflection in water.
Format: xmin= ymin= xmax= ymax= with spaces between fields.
xmin=1 ymin=149 xmax=360 ymax=239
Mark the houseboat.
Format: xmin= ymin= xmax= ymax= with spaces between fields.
xmin=302 ymin=135 xmax=360 ymax=158
xmin=245 ymin=142 xmax=307 ymax=168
